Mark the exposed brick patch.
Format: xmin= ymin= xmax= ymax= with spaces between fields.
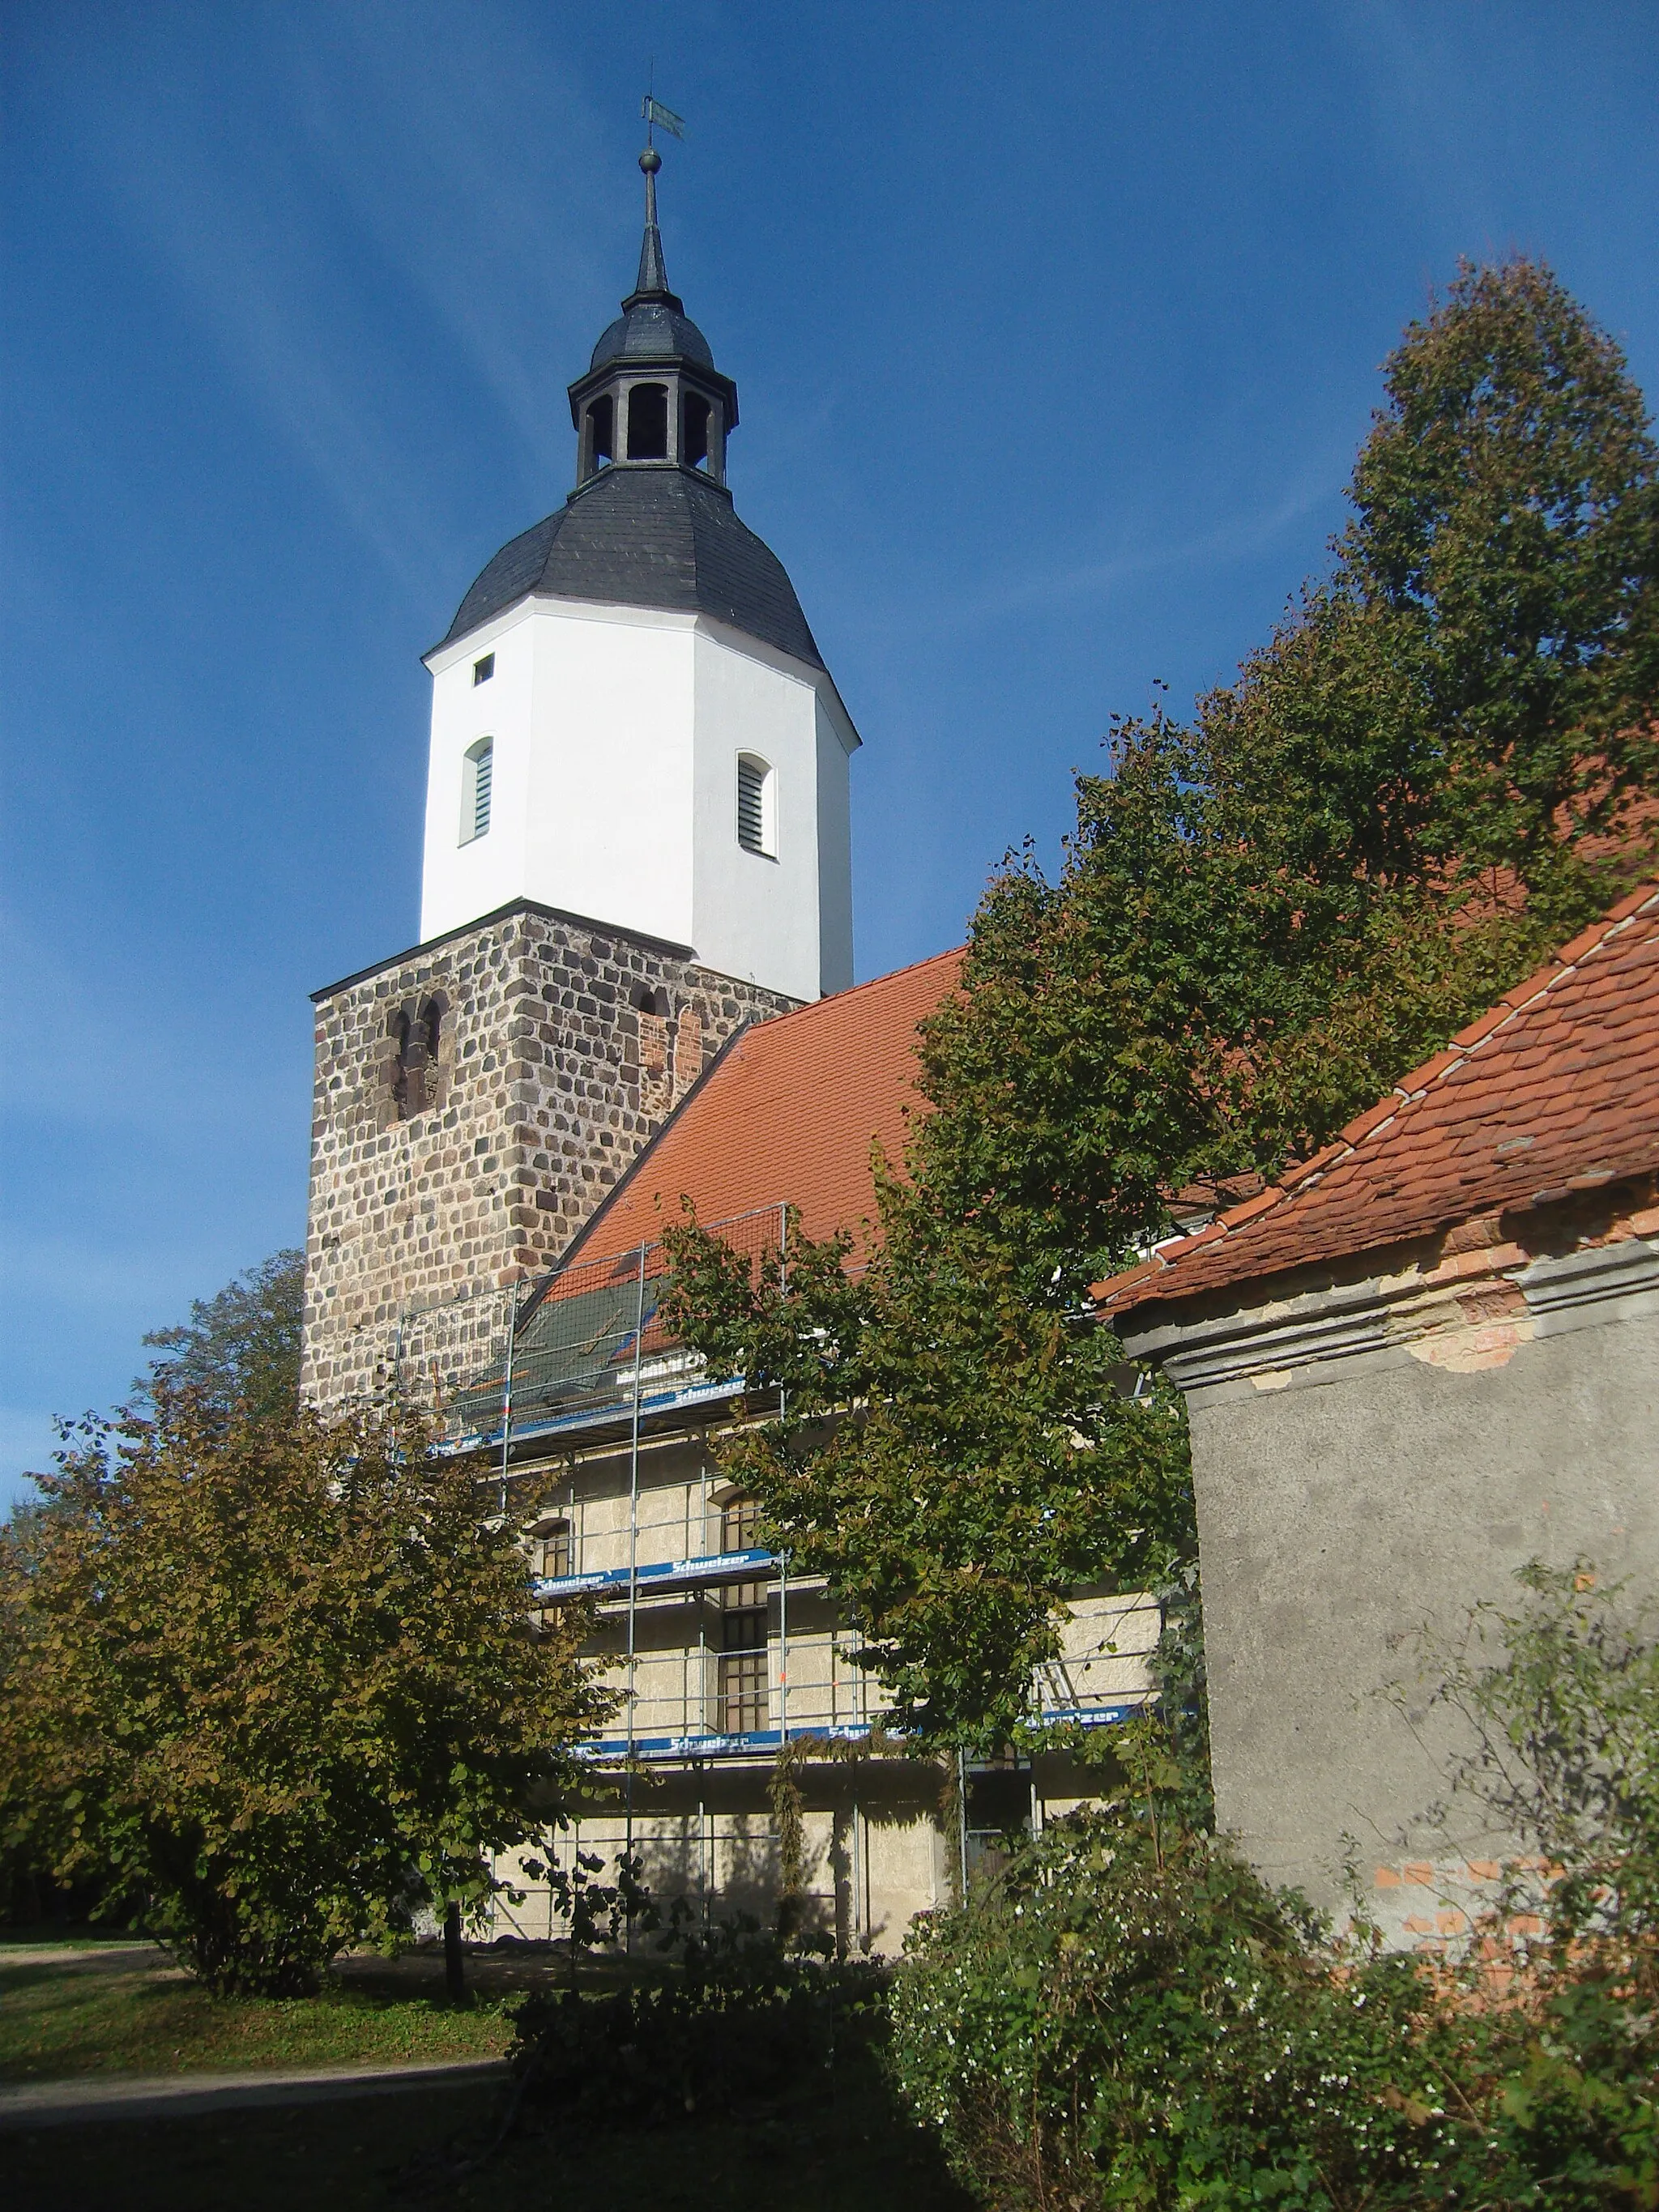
xmin=1364 ymin=1856 xmax=1574 ymax=1958
xmin=672 ymin=1004 xmax=703 ymax=1099
xmin=1443 ymin=1213 xmax=1508 ymax=1256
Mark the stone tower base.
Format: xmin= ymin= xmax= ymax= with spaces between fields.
xmin=301 ymin=899 xmax=796 ymax=1411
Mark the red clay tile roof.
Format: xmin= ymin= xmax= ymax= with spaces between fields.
xmin=1094 ymin=881 xmax=1659 ymax=1322
xmin=569 ymin=948 xmax=965 ymax=1264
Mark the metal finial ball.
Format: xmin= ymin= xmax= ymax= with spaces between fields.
xmin=640 ymin=147 xmax=662 ymax=174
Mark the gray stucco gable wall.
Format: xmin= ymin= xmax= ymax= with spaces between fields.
xmin=1117 ymin=1221 xmax=1659 ymax=1933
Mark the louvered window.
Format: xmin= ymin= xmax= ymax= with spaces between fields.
xmin=736 ymin=756 xmax=771 ymax=855
xmin=461 ymin=737 xmax=493 ymax=845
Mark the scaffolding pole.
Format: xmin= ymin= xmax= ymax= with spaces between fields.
xmin=858 ymin=1796 xmax=871 ymax=1955
xmin=623 ymin=1239 xmax=647 ymax=1897
xmin=957 ymin=1745 xmax=970 ymax=1903
xmin=778 ymin=1549 xmax=789 ymax=1743
xmin=776 ymin=1201 xmax=789 ymax=1743
xmin=497 ymin=1283 xmax=523 ymax=1517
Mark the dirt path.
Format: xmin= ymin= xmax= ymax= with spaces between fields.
xmin=0 ymin=1941 xmax=169 ymax=1975
xmin=0 ymin=2053 xmax=507 ymax=2130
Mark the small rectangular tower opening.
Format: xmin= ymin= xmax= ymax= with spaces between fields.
xmin=736 ymin=754 xmax=774 ymax=856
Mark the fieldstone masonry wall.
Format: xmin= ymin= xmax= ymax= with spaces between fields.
xmin=302 ymin=900 xmax=796 ymax=1410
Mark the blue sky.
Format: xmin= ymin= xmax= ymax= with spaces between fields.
xmin=4 ymin=2 xmax=1657 ymax=1509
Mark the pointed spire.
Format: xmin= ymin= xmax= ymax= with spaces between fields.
xmin=626 ymin=145 xmax=678 ymax=306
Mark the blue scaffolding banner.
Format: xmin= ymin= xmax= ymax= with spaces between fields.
xmin=532 ymin=1546 xmax=777 ymax=1604
xmin=574 ymin=1702 xmax=1147 ymax=1764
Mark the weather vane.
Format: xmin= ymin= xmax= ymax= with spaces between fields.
xmin=638 ymin=77 xmax=684 ymax=237
xmin=642 ymin=83 xmax=685 ymax=150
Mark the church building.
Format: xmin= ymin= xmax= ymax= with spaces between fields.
xmin=301 ymin=149 xmax=1154 ymax=1946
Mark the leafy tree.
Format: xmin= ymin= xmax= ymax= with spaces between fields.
xmin=139 ymin=1248 xmax=305 ymax=1422
xmin=662 ymin=1200 xmax=1192 ymax=1749
xmin=664 ymin=258 xmax=1659 ymax=1745
xmin=916 ymin=257 xmax=1659 ymax=1298
xmin=0 ymin=1382 xmax=612 ymax=1995
xmin=1343 ymin=258 xmax=1659 ymax=903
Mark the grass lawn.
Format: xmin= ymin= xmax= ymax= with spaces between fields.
xmin=5 ymin=2062 xmax=974 ymax=2212
xmin=0 ymin=1925 xmax=153 ymax=1953
xmin=0 ymin=1956 xmax=513 ymax=2082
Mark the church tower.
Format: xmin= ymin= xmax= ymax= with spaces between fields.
xmin=301 ymin=150 xmax=857 ymax=1410
xmin=420 ymin=147 xmax=855 ymax=1003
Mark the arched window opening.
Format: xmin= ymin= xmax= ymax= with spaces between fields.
xmin=717 ymin=1496 xmax=768 ymax=1735
xmin=460 ymin=737 xmax=493 ymax=845
xmin=736 ymin=754 xmax=774 ymax=857
xmin=387 ymin=995 xmax=448 ymax=1122
xmin=632 ymin=981 xmax=670 ymax=1092
xmin=585 ymin=394 xmax=614 ymax=475
xmin=389 ymin=1008 xmax=413 ymax=1120
xmin=682 ymin=391 xmax=711 ymax=471
xmin=625 ymin=381 xmax=669 ymax=460
xmin=416 ymin=994 xmax=446 ymax=1082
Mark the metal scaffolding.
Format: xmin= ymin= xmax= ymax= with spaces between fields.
xmin=394 ymin=1205 xmax=787 ymax=1457
xmin=394 ymin=1204 xmax=1154 ymax=1767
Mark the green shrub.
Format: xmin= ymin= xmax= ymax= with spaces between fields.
xmin=508 ymin=1920 xmax=887 ymax=2129
xmin=889 ymin=1794 xmax=1484 ymax=2210
xmin=1418 ymin=1565 xmax=1659 ymax=2210
xmin=889 ymin=1566 xmax=1659 ymax=2212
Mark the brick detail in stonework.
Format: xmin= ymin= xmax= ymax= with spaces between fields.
xmin=301 ymin=905 xmax=797 ymax=1411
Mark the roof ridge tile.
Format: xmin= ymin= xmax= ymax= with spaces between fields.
xmin=746 ymin=945 xmax=966 ymax=1034
xmin=1500 ymin=962 xmax=1569 ymax=1011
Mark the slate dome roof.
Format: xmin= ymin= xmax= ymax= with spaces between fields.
xmin=436 ymin=466 xmax=825 ymax=671
xmin=590 ymin=297 xmax=714 ymax=371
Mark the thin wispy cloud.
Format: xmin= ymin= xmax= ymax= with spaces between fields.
xmin=87 ymin=132 xmax=450 ymax=599
xmin=288 ymin=5 xmax=619 ymax=470
xmin=0 ymin=908 xmax=285 ymax=1141
xmin=1334 ymin=0 xmax=1509 ymax=246
xmin=861 ymin=468 xmax=1346 ymax=646
xmin=58 ymin=16 xmax=596 ymax=601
